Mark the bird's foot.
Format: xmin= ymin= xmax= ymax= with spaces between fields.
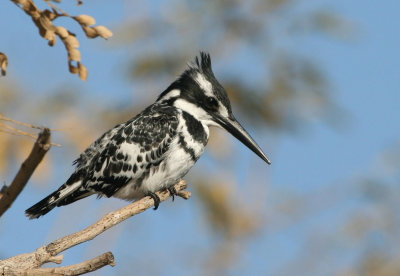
xmin=147 ymin=192 xmax=161 ymax=210
xmin=167 ymin=185 xmax=187 ymax=201
xmin=168 ymin=186 xmax=178 ymax=201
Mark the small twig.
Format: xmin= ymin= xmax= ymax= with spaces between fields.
xmin=0 ymin=113 xmax=44 ymax=130
xmin=0 ymin=123 xmax=39 ymax=139
xmin=0 ymin=114 xmax=61 ymax=146
xmin=44 ymin=0 xmax=70 ymax=17
xmin=0 ymin=180 xmax=190 ymax=272
xmin=0 ymin=123 xmax=61 ymax=147
xmin=0 ymin=128 xmax=52 ymax=217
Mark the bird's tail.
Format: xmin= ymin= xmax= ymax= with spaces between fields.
xmin=25 ymin=180 xmax=91 ymax=219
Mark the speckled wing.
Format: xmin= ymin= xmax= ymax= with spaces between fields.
xmin=76 ymin=104 xmax=180 ymax=198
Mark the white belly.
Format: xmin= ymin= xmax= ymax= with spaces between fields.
xmin=113 ymin=112 xmax=209 ymax=200
xmin=113 ymin=140 xmax=203 ymax=200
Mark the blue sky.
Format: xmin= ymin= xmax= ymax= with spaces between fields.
xmin=1 ymin=1 xmax=399 ymax=275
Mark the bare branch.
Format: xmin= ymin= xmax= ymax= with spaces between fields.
xmin=47 ymin=180 xmax=189 ymax=255
xmin=38 ymin=252 xmax=115 ymax=275
xmin=0 ymin=180 xmax=190 ymax=273
xmin=3 ymin=252 xmax=116 ymax=276
xmin=0 ymin=128 xmax=51 ymax=217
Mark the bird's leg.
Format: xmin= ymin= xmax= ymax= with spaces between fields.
xmin=147 ymin=192 xmax=161 ymax=210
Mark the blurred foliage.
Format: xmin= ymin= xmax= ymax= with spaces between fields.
xmin=195 ymin=177 xmax=263 ymax=273
xmin=270 ymin=141 xmax=400 ymax=276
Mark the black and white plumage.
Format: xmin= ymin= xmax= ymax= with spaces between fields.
xmin=26 ymin=52 xmax=271 ymax=219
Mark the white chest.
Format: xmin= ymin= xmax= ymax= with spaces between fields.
xmin=113 ymin=114 xmax=209 ymax=200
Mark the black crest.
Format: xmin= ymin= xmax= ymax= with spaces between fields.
xmin=157 ymin=52 xmax=233 ymax=114
xmin=157 ymin=52 xmax=216 ymax=101
xmin=194 ymin=52 xmax=214 ymax=76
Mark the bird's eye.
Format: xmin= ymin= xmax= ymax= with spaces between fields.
xmin=206 ymin=97 xmax=218 ymax=109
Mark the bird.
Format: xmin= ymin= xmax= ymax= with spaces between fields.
xmin=25 ymin=52 xmax=271 ymax=219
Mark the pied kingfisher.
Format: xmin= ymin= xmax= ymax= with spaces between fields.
xmin=26 ymin=52 xmax=271 ymax=219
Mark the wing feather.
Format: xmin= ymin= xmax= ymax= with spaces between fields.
xmin=76 ymin=104 xmax=180 ymax=197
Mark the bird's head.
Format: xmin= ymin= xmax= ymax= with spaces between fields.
xmin=157 ymin=52 xmax=271 ymax=165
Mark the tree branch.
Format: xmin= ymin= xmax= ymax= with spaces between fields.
xmin=2 ymin=252 xmax=115 ymax=276
xmin=0 ymin=128 xmax=51 ymax=217
xmin=0 ymin=180 xmax=190 ymax=274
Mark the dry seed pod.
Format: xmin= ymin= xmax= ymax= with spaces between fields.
xmin=82 ymin=26 xmax=98 ymax=38
xmin=68 ymin=61 xmax=79 ymax=74
xmin=78 ymin=63 xmax=88 ymax=81
xmin=12 ymin=0 xmax=113 ymax=81
xmin=44 ymin=31 xmax=57 ymax=46
xmin=74 ymin=15 xmax=96 ymax=26
xmin=93 ymin=26 xmax=113 ymax=39
xmin=55 ymin=26 xmax=69 ymax=39
xmin=0 ymin=52 xmax=8 ymax=76
xmin=39 ymin=14 xmax=56 ymax=31
xmin=69 ymin=48 xmax=81 ymax=62
xmin=64 ymin=35 xmax=80 ymax=49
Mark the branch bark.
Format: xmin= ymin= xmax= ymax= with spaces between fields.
xmin=2 ymin=252 xmax=115 ymax=276
xmin=0 ymin=180 xmax=190 ymax=275
xmin=0 ymin=128 xmax=51 ymax=217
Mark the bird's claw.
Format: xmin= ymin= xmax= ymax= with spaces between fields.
xmin=168 ymin=186 xmax=178 ymax=201
xmin=147 ymin=192 xmax=161 ymax=210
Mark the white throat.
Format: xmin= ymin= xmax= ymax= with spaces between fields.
xmin=173 ymin=98 xmax=218 ymax=127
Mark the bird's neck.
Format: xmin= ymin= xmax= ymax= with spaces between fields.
xmin=180 ymin=110 xmax=209 ymax=145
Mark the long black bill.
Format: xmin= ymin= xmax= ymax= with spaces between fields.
xmin=212 ymin=114 xmax=271 ymax=165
